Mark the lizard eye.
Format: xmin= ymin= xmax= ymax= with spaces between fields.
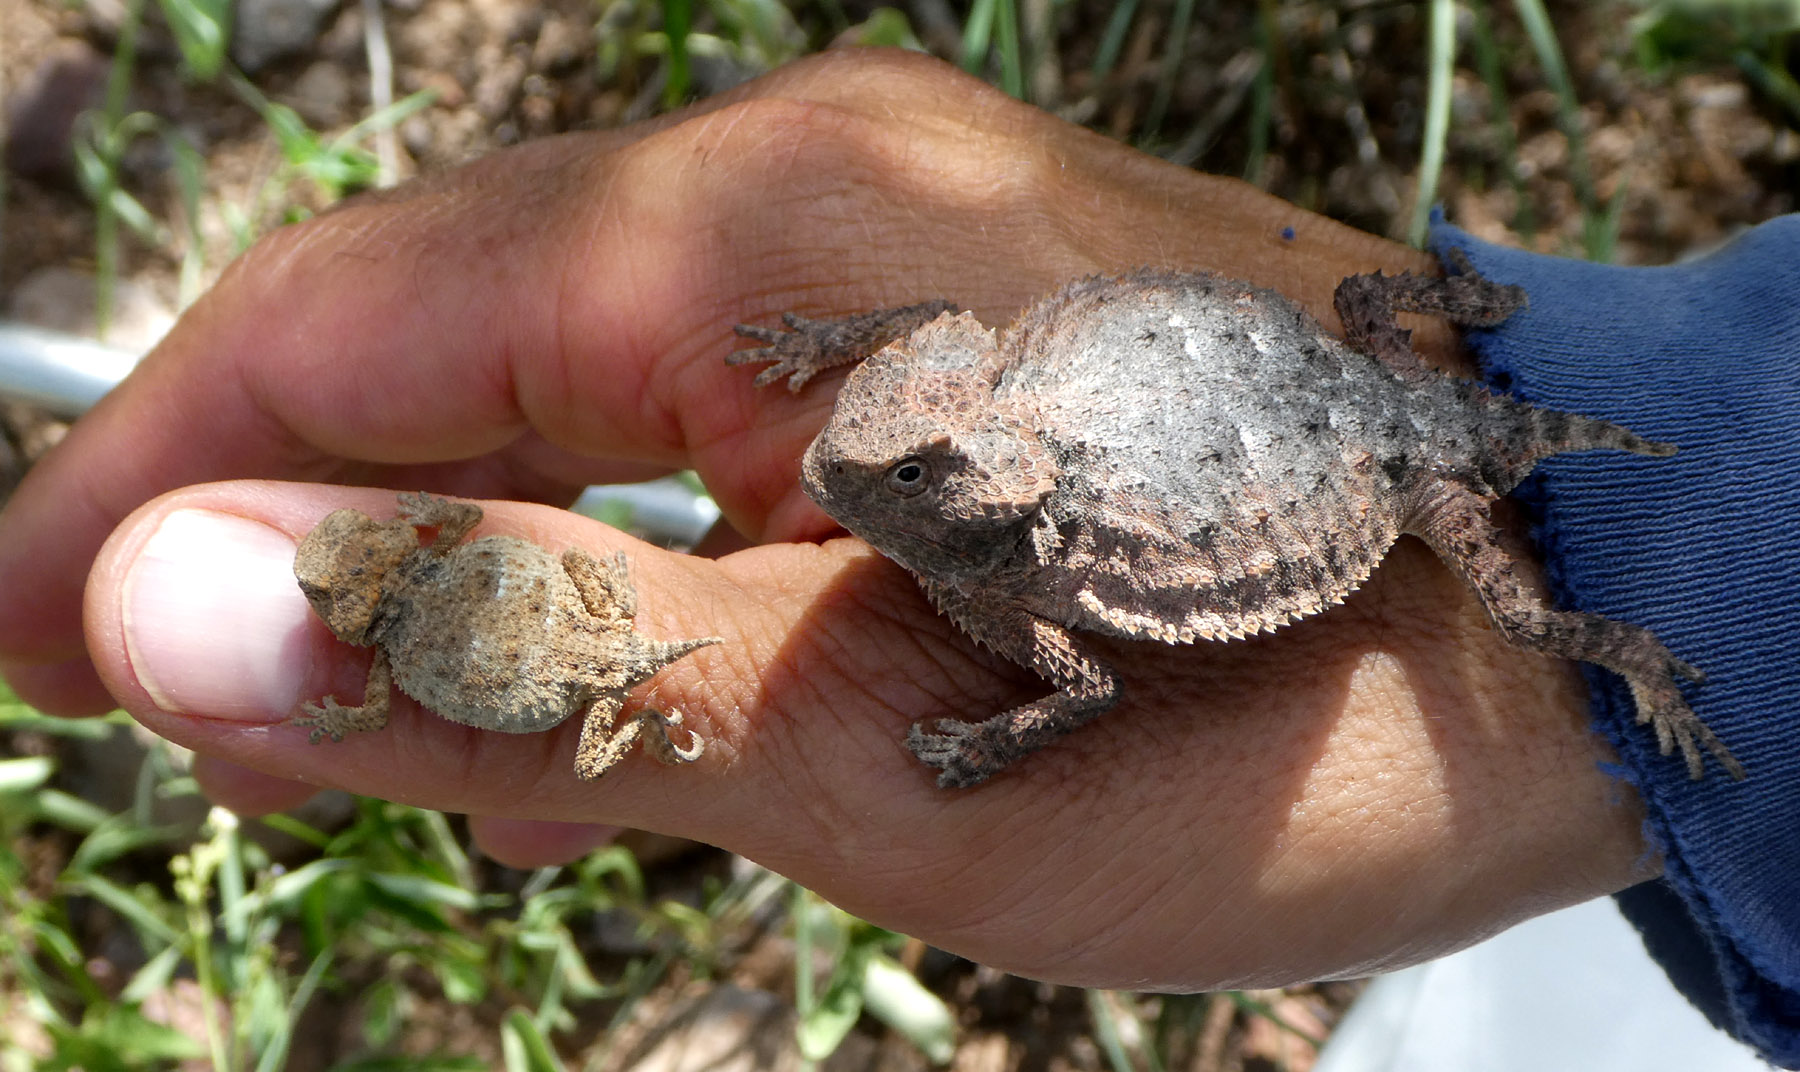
xmin=885 ymin=457 xmax=933 ymax=497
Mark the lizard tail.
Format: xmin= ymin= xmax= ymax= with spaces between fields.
xmin=1484 ymin=398 xmax=1675 ymax=494
xmin=655 ymin=635 xmax=722 ymax=664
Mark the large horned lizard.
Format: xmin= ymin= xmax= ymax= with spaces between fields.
xmin=731 ymin=254 xmax=1741 ymax=788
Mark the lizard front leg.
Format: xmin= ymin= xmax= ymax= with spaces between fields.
xmin=396 ymin=492 xmax=483 ymax=552
xmin=730 ymin=300 xmax=957 ymax=391
xmin=908 ymin=582 xmax=1122 ymax=788
xmin=294 ymin=647 xmax=394 ymax=743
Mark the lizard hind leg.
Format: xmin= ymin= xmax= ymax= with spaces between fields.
xmin=572 ymin=695 xmax=639 ymax=779
xmin=573 ymin=698 xmax=706 ymax=779
xmin=1406 ymin=479 xmax=1744 ymax=781
xmin=561 ymin=549 xmax=723 ymax=669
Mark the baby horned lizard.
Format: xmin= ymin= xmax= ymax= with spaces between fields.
xmin=731 ymin=253 xmax=1742 ymax=788
xmin=293 ymin=492 xmax=718 ymax=778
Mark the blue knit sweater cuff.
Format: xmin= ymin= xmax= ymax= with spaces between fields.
xmin=1429 ymin=214 xmax=1800 ymax=1065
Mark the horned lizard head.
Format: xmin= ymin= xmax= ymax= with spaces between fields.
xmin=800 ymin=312 xmax=1058 ymax=581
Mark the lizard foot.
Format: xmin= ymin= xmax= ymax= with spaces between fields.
xmin=293 ymin=697 xmax=364 ymax=744
xmin=730 ymin=301 xmax=958 ymax=392
xmin=905 ymin=719 xmax=1001 ymax=789
xmin=1632 ymin=660 xmax=1745 ymax=781
xmin=729 ymin=314 xmax=841 ymax=391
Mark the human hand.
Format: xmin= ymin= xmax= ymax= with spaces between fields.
xmin=0 ymin=49 xmax=1650 ymax=989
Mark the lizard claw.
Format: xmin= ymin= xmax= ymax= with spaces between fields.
xmin=1670 ymin=656 xmax=1706 ymax=684
xmin=639 ymin=708 xmax=706 ymax=766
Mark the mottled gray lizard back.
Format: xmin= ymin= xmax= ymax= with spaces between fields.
xmin=1002 ymin=270 xmax=1467 ymax=642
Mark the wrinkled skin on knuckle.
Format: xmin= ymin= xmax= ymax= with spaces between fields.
xmin=609 ymin=93 xmax=1110 ymax=316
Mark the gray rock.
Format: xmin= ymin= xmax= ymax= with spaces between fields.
xmin=288 ymin=59 xmax=354 ymax=126
xmin=231 ymin=0 xmax=341 ymax=73
xmin=3 ymin=39 xmax=111 ymax=183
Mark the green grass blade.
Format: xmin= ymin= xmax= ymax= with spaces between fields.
xmin=1409 ymin=0 xmax=1458 ymax=245
xmin=1226 ymin=989 xmax=1326 ymax=1046
xmin=797 ymin=935 xmax=875 ymax=1060
xmin=1590 ymin=163 xmax=1632 ymax=264
xmin=0 ymin=756 xmax=54 ymax=794
xmin=155 ymin=0 xmax=231 ymax=80
xmin=500 ymin=1008 xmax=565 ymax=1072
xmin=254 ymin=812 xmax=333 ymax=850
xmin=68 ymin=816 xmax=182 ymax=873
xmin=993 ymin=0 xmax=1023 ymax=98
xmin=1736 ymin=46 xmax=1800 ymax=124
xmin=1146 ymin=0 xmax=1197 ymax=136
xmin=1086 ymin=989 xmax=1137 ymax=1072
xmin=1470 ymin=1 xmax=1535 ymax=239
xmin=862 ymin=955 xmax=955 ymax=1064
xmin=252 ymin=949 xmax=335 ymax=1072
xmin=164 ymin=128 xmax=208 ymax=306
xmin=1513 ymin=0 xmax=1601 ymax=256
xmin=1091 ymin=0 xmax=1142 ymax=80
xmin=35 ymin=789 xmax=113 ymax=834
xmin=118 ymin=945 xmax=185 ymax=1003
xmin=962 ymin=0 xmax=997 ymax=73
xmin=661 ymin=0 xmax=693 ymax=106
xmin=71 ymin=874 xmax=182 ymax=946
xmin=1244 ymin=0 xmax=1276 ymax=184
xmin=335 ymin=89 xmax=439 ymax=152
